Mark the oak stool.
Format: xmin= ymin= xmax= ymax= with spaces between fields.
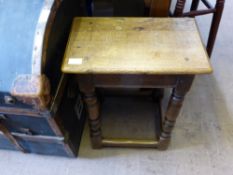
xmin=62 ymin=17 xmax=212 ymax=150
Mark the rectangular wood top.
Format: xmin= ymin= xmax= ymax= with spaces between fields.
xmin=62 ymin=17 xmax=212 ymax=75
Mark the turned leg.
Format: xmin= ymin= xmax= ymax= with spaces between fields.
xmin=77 ymin=75 xmax=102 ymax=148
xmin=174 ymin=0 xmax=186 ymax=16
xmin=190 ymin=0 xmax=200 ymax=11
xmin=158 ymin=76 xmax=194 ymax=150
xmin=207 ymin=0 xmax=225 ymax=57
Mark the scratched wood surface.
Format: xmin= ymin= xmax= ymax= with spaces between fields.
xmin=62 ymin=17 xmax=212 ymax=75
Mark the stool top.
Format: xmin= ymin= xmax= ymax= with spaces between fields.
xmin=62 ymin=17 xmax=212 ymax=75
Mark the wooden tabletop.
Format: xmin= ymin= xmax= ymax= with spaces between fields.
xmin=62 ymin=17 xmax=212 ymax=75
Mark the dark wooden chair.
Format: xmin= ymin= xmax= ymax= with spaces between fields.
xmin=173 ymin=0 xmax=225 ymax=57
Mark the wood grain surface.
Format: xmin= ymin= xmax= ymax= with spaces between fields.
xmin=62 ymin=17 xmax=212 ymax=75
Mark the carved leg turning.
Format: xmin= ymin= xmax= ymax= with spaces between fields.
xmin=84 ymin=93 xmax=102 ymax=149
xmin=174 ymin=0 xmax=186 ymax=16
xmin=77 ymin=75 xmax=102 ymax=149
xmin=158 ymin=76 xmax=194 ymax=150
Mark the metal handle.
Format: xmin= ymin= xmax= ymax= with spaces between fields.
xmin=4 ymin=95 xmax=15 ymax=105
xmin=0 ymin=114 xmax=7 ymax=120
xmin=19 ymin=128 xmax=33 ymax=135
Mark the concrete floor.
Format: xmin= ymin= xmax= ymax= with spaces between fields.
xmin=1 ymin=1 xmax=233 ymax=175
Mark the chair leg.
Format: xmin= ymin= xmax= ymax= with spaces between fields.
xmin=190 ymin=0 xmax=200 ymax=11
xmin=207 ymin=0 xmax=225 ymax=57
xmin=174 ymin=0 xmax=186 ymax=16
